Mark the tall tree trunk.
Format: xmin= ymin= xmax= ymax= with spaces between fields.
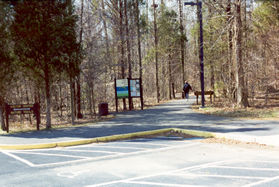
xmin=44 ymin=63 xmax=52 ymax=129
xmin=0 ymin=96 xmax=5 ymax=131
xmin=152 ymin=0 xmax=160 ymax=103
xmin=59 ymin=79 xmax=63 ymax=117
xmin=101 ymin=0 xmax=111 ymax=97
xmin=70 ymin=78 xmax=75 ymax=125
xmin=101 ymin=0 xmax=110 ymax=62
xmin=263 ymin=41 xmax=268 ymax=105
xmin=243 ymin=0 xmax=249 ymax=103
xmin=124 ymin=0 xmax=131 ymax=79
xmin=25 ymin=82 xmax=32 ymax=125
xmin=178 ymin=0 xmax=185 ymax=85
xmin=87 ymin=85 xmax=93 ymax=117
xmin=226 ymin=0 xmax=234 ymax=100
xmin=76 ymin=0 xmax=83 ymax=119
xmin=76 ymin=76 xmax=82 ymax=118
xmin=168 ymin=53 xmax=172 ymax=100
xmin=135 ymin=0 xmax=142 ymax=85
xmin=124 ymin=0 xmax=133 ymax=110
xmin=119 ymin=0 xmax=127 ymax=110
xmin=234 ymin=0 xmax=249 ymax=107
xmin=208 ymin=5 xmax=215 ymax=92
xmin=91 ymin=81 xmax=96 ymax=115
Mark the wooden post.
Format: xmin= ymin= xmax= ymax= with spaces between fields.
xmin=114 ymin=78 xmax=118 ymax=112
xmin=140 ymin=78 xmax=144 ymax=110
xmin=128 ymin=78 xmax=132 ymax=110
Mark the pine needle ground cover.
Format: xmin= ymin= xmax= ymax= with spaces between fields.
xmin=193 ymin=97 xmax=279 ymax=120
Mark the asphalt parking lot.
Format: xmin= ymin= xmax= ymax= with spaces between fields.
xmin=1 ymin=136 xmax=279 ymax=187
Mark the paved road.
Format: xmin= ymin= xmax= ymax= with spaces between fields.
xmin=0 ymin=98 xmax=278 ymax=146
xmin=1 ymin=137 xmax=279 ymax=186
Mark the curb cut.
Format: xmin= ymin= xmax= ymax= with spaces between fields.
xmin=0 ymin=128 xmax=215 ymax=150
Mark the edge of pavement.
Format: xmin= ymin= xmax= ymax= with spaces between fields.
xmin=214 ymin=132 xmax=279 ymax=147
xmin=0 ymin=128 xmax=214 ymax=150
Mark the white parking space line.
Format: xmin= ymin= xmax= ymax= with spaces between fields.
xmin=4 ymin=141 xmax=200 ymax=168
xmin=122 ymin=140 xmax=189 ymax=146
xmin=57 ymin=169 xmax=91 ymax=179
xmin=230 ymin=160 xmax=279 ymax=164
xmin=119 ymin=141 xmax=171 ymax=147
xmin=243 ymin=175 xmax=279 ymax=187
xmin=211 ymin=165 xmax=279 ymax=171
xmin=89 ymin=160 xmax=231 ymax=187
xmin=69 ymin=144 xmax=146 ymax=150
xmin=87 ymin=145 xmax=145 ymax=150
xmin=55 ymin=149 xmax=121 ymax=154
xmin=9 ymin=151 xmax=92 ymax=159
xmin=169 ymin=173 xmax=268 ymax=180
xmin=123 ymin=181 xmax=206 ymax=187
xmin=90 ymin=158 xmax=279 ymax=187
xmin=2 ymin=151 xmax=35 ymax=167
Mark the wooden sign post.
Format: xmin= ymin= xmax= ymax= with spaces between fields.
xmin=5 ymin=103 xmax=40 ymax=133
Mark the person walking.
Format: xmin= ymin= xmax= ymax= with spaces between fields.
xmin=183 ymin=81 xmax=192 ymax=101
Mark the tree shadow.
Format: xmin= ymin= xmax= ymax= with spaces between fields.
xmin=0 ymin=99 xmax=278 ymax=143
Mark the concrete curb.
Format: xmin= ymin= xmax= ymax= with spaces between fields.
xmin=0 ymin=128 xmax=215 ymax=150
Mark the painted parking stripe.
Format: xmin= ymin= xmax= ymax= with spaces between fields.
xmin=2 ymin=151 xmax=35 ymax=167
xmin=169 ymin=173 xmax=268 ymax=180
xmin=119 ymin=141 xmax=171 ymax=147
xmin=57 ymin=169 xmax=91 ymax=179
xmin=123 ymin=180 xmax=206 ymax=187
xmin=9 ymin=151 xmax=91 ymax=159
xmin=72 ymin=145 xmax=145 ymax=150
xmin=5 ymin=141 xmax=200 ymax=168
xmin=88 ymin=160 xmax=231 ymax=187
xmin=243 ymin=175 xmax=279 ymax=187
xmin=37 ymin=142 xmax=201 ymax=168
xmin=211 ymin=165 xmax=279 ymax=171
xmin=53 ymin=149 xmax=121 ymax=155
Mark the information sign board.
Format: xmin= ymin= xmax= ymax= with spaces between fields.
xmin=130 ymin=79 xmax=141 ymax=97
xmin=116 ymin=79 xmax=129 ymax=98
xmin=114 ymin=78 xmax=143 ymax=112
xmin=5 ymin=103 xmax=40 ymax=133
xmin=9 ymin=104 xmax=34 ymax=115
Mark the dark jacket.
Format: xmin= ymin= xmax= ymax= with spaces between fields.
xmin=183 ymin=83 xmax=192 ymax=93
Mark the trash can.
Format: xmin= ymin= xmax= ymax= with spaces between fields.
xmin=98 ymin=102 xmax=108 ymax=116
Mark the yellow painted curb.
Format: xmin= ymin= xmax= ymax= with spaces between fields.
xmin=0 ymin=128 xmax=214 ymax=150
xmin=0 ymin=143 xmax=57 ymax=150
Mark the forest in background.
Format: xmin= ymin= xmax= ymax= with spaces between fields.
xmin=0 ymin=0 xmax=278 ymax=131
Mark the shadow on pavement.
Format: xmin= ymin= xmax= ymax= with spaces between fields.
xmin=0 ymin=99 xmax=278 ymax=142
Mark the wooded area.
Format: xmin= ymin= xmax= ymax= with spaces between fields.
xmin=0 ymin=0 xmax=278 ymax=131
